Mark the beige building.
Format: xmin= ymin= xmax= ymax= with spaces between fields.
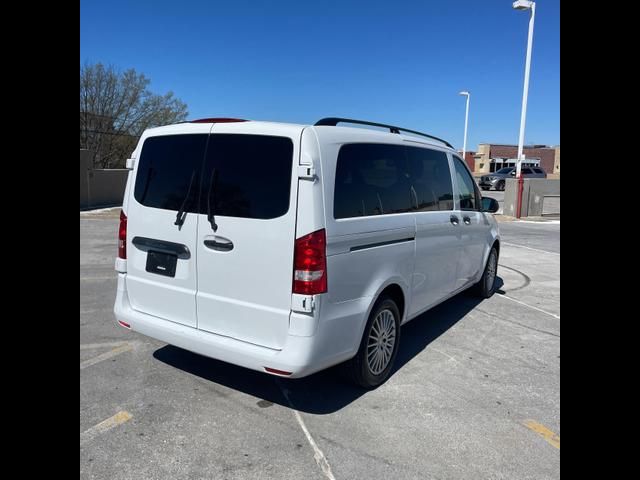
xmin=553 ymin=146 xmax=560 ymax=174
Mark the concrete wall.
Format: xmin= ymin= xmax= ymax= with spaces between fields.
xmin=503 ymin=178 xmax=560 ymax=217
xmin=80 ymin=150 xmax=129 ymax=209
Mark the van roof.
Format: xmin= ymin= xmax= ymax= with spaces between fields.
xmin=146 ymin=117 xmax=455 ymax=151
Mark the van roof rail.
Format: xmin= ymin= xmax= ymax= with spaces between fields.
xmin=314 ymin=117 xmax=453 ymax=149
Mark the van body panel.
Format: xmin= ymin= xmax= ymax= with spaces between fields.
xmin=194 ymin=123 xmax=304 ymax=350
xmin=114 ymin=119 xmax=500 ymax=379
xmin=123 ymin=124 xmax=212 ymax=328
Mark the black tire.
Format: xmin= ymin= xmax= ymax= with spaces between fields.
xmin=481 ymin=186 xmax=489 ymax=191
xmin=472 ymin=247 xmax=498 ymax=298
xmin=496 ymin=180 xmax=505 ymax=191
xmin=343 ymin=296 xmax=401 ymax=389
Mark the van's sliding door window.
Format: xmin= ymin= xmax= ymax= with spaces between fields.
xmin=334 ymin=143 xmax=413 ymax=219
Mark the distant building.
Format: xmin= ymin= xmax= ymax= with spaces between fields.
xmin=456 ymin=151 xmax=477 ymax=172
xmin=470 ymin=144 xmax=560 ymax=175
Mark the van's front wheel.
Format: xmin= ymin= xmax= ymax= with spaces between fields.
xmin=344 ymin=296 xmax=401 ymax=389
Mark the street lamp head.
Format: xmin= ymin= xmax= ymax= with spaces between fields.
xmin=513 ymin=0 xmax=534 ymax=10
xmin=459 ymin=91 xmax=469 ymax=96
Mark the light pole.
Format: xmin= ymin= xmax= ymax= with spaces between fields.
xmin=459 ymin=91 xmax=470 ymax=162
xmin=513 ymin=0 xmax=536 ymax=218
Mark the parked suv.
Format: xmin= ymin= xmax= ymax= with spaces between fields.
xmin=478 ymin=166 xmax=546 ymax=191
xmin=114 ymin=117 xmax=500 ymax=388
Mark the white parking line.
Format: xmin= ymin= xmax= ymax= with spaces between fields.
xmin=496 ymin=294 xmax=560 ymax=319
xmin=81 ymin=411 xmax=132 ymax=446
xmin=516 ymin=219 xmax=560 ymax=225
xmin=502 ymin=242 xmax=560 ymax=256
xmin=276 ymin=380 xmax=336 ymax=480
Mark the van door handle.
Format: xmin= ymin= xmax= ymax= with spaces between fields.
xmin=463 ymin=215 xmax=471 ymax=225
xmin=450 ymin=215 xmax=459 ymax=226
xmin=204 ymin=239 xmax=234 ymax=252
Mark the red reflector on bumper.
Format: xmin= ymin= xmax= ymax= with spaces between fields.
xmin=264 ymin=367 xmax=292 ymax=376
xmin=118 ymin=320 xmax=131 ymax=329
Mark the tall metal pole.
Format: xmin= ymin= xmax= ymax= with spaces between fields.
xmin=515 ymin=1 xmax=535 ymax=218
xmin=462 ymin=93 xmax=470 ymax=161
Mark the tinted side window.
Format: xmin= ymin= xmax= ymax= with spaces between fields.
xmin=204 ymin=134 xmax=294 ymax=220
xmin=453 ymin=156 xmax=480 ymax=211
xmin=522 ymin=168 xmax=533 ymax=175
xmin=405 ymin=146 xmax=454 ymax=211
xmin=334 ymin=143 xmax=412 ymax=219
xmin=134 ymin=134 xmax=208 ymax=212
xmin=533 ymin=168 xmax=544 ymax=174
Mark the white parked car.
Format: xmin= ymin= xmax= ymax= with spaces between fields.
xmin=114 ymin=117 xmax=500 ymax=388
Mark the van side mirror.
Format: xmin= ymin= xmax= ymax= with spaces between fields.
xmin=482 ymin=197 xmax=500 ymax=213
xmin=510 ymin=171 xmax=516 ymax=176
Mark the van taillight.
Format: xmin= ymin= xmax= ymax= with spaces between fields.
xmin=293 ymin=229 xmax=327 ymax=295
xmin=118 ymin=210 xmax=127 ymax=259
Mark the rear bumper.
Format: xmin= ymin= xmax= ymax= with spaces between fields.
xmin=113 ymin=274 xmax=355 ymax=378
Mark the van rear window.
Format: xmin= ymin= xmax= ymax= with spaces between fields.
xmin=134 ymin=133 xmax=294 ymax=220
xmin=134 ymin=134 xmax=208 ymax=213
xmin=205 ymin=134 xmax=294 ymax=220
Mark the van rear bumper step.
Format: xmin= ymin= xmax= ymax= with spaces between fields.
xmin=113 ymin=274 xmax=347 ymax=378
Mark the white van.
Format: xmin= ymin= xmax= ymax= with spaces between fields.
xmin=114 ymin=117 xmax=500 ymax=388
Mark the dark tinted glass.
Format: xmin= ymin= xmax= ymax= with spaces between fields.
xmin=453 ymin=156 xmax=480 ymax=210
xmin=496 ymin=167 xmax=514 ymax=174
xmin=334 ymin=143 xmax=412 ymax=219
xmin=204 ymin=134 xmax=293 ymax=219
xmin=134 ymin=134 xmax=208 ymax=212
xmin=533 ymin=168 xmax=544 ymax=174
xmin=405 ymin=146 xmax=454 ymax=211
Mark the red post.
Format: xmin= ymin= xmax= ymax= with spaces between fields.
xmin=515 ymin=175 xmax=524 ymax=218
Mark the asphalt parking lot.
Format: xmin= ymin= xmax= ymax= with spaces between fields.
xmin=81 ymin=209 xmax=559 ymax=480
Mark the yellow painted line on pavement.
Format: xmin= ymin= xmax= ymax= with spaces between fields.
xmin=523 ymin=420 xmax=560 ymax=449
xmin=80 ymin=343 xmax=132 ymax=369
xmin=80 ymin=411 xmax=132 ymax=446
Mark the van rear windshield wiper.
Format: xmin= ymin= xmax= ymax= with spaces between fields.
xmin=207 ymin=168 xmax=218 ymax=232
xmin=174 ymin=170 xmax=197 ymax=227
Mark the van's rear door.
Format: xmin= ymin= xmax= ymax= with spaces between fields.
xmin=125 ymin=125 xmax=210 ymax=328
xmin=195 ymin=123 xmax=302 ymax=350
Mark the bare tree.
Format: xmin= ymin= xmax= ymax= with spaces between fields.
xmin=80 ymin=62 xmax=188 ymax=168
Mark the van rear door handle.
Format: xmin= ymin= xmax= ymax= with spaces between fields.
xmin=132 ymin=236 xmax=191 ymax=259
xmin=204 ymin=239 xmax=234 ymax=252
xmin=450 ymin=215 xmax=459 ymax=226
xmin=463 ymin=215 xmax=471 ymax=225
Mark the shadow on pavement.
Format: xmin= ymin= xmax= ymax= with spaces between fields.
xmin=153 ymin=277 xmax=503 ymax=414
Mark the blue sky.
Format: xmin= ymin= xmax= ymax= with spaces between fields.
xmin=80 ymin=0 xmax=559 ymax=150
